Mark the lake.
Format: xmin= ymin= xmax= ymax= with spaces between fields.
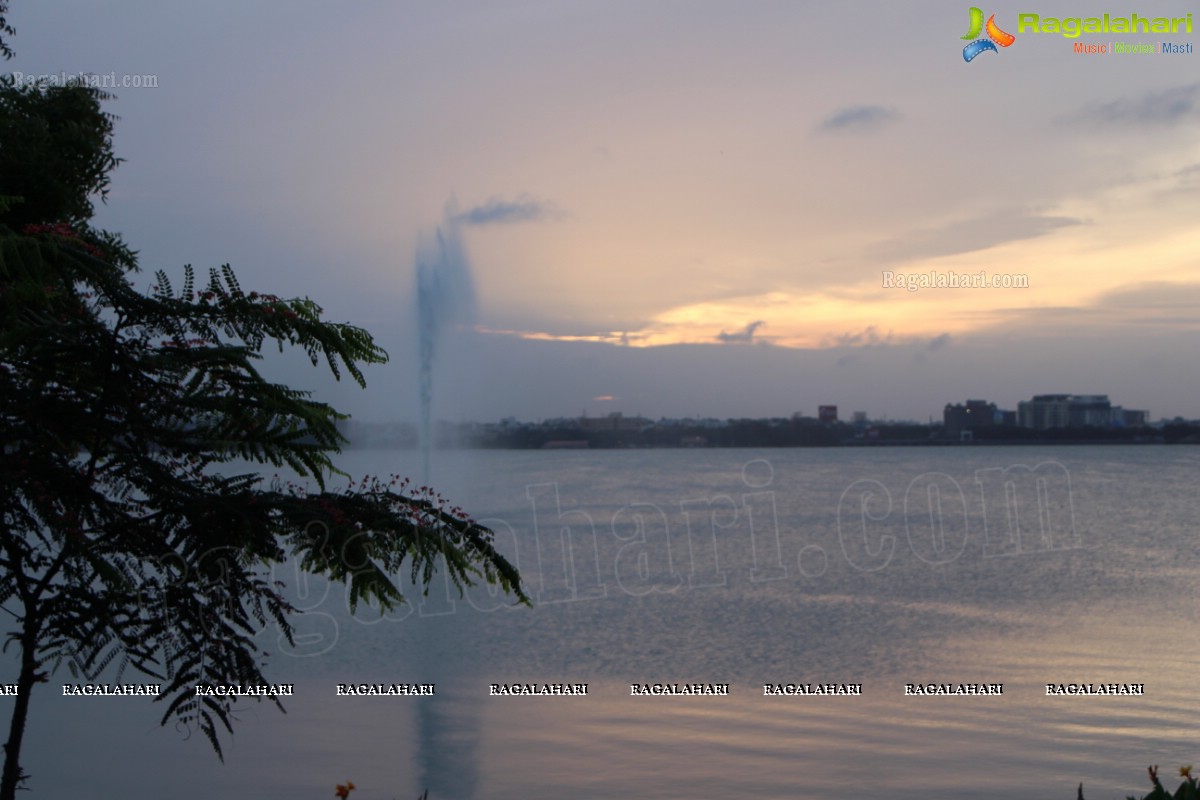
xmin=16 ymin=445 xmax=1200 ymax=798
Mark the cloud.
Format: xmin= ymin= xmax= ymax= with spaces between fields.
xmin=1074 ymin=82 xmax=1200 ymax=126
xmin=822 ymin=325 xmax=892 ymax=348
xmin=958 ymin=282 xmax=1200 ymax=341
xmin=871 ymin=209 xmax=1083 ymax=262
xmin=1007 ymin=282 xmax=1200 ymax=324
xmin=1093 ymin=282 xmax=1200 ymax=326
xmin=817 ymin=104 xmax=901 ymax=133
xmin=928 ymin=333 xmax=951 ymax=351
xmin=716 ymin=320 xmax=765 ymax=343
xmin=456 ymin=194 xmax=559 ymax=225
xmin=1170 ymin=162 xmax=1200 ymax=193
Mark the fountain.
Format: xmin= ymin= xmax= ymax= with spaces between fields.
xmin=415 ymin=202 xmax=476 ymax=484
xmin=411 ymin=202 xmax=485 ymax=797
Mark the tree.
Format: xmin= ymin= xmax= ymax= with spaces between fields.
xmin=0 ymin=2 xmax=12 ymax=62
xmin=0 ymin=57 xmax=527 ymax=800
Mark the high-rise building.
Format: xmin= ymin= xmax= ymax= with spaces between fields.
xmin=1017 ymin=394 xmax=1112 ymax=429
xmin=1110 ymin=407 xmax=1149 ymax=427
xmin=943 ymin=399 xmax=998 ymax=435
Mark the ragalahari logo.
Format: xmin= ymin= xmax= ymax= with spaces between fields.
xmin=962 ymin=7 xmax=1016 ymax=61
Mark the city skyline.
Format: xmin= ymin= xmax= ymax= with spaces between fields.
xmin=345 ymin=390 xmax=1184 ymax=432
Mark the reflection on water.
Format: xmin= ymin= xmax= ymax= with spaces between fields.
xmin=415 ymin=687 xmax=481 ymax=799
xmin=411 ymin=618 xmax=482 ymax=799
xmin=11 ymin=446 xmax=1200 ymax=798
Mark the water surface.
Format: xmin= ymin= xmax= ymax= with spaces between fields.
xmin=16 ymin=446 xmax=1199 ymax=798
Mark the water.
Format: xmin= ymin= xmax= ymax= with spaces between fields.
xmin=14 ymin=446 xmax=1200 ymax=798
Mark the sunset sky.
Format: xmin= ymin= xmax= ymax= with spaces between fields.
xmin=9 ymin=1 xmax=1199 ymax=422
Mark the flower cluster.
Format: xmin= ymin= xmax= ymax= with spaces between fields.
xmin=334 ymin=780 xmax=355 ymax=798
xmin=270 ymin=473 xmax=475 ymax=528
xmin=21 ymin=221 xmax=105 ymax=259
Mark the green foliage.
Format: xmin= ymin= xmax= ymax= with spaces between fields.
xmin=1080 ymin=765 xmax=1199 ymax=800
xmin=1126 ymin=765 xmax=1199 ymax=800
xmin=0 ymin=61 xmax=527 ymax=797
xmin=0 ymin=79 xmax=121 ymax=228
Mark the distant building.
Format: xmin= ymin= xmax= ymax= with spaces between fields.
xmin=578 ymin=412 xmax=648 ymax=432
xmin=943 ymin=399 xmax=998 ymax=436
xmin=1017 ymin=394 xmax=1113 ymax=429
xmin=851 ymin=411 xmax=868 ymax=426
xmin=1110 ymin=407 xmax=1149 ymax=427
xmin=818 ymin=405 xmax=838 ymax=423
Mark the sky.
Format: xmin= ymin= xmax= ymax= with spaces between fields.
xmin=6 ymin=0 xmax=1200 ymax=423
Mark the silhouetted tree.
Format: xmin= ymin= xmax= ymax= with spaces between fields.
xmin=0 ymin=55 xmax=526 ymax=800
